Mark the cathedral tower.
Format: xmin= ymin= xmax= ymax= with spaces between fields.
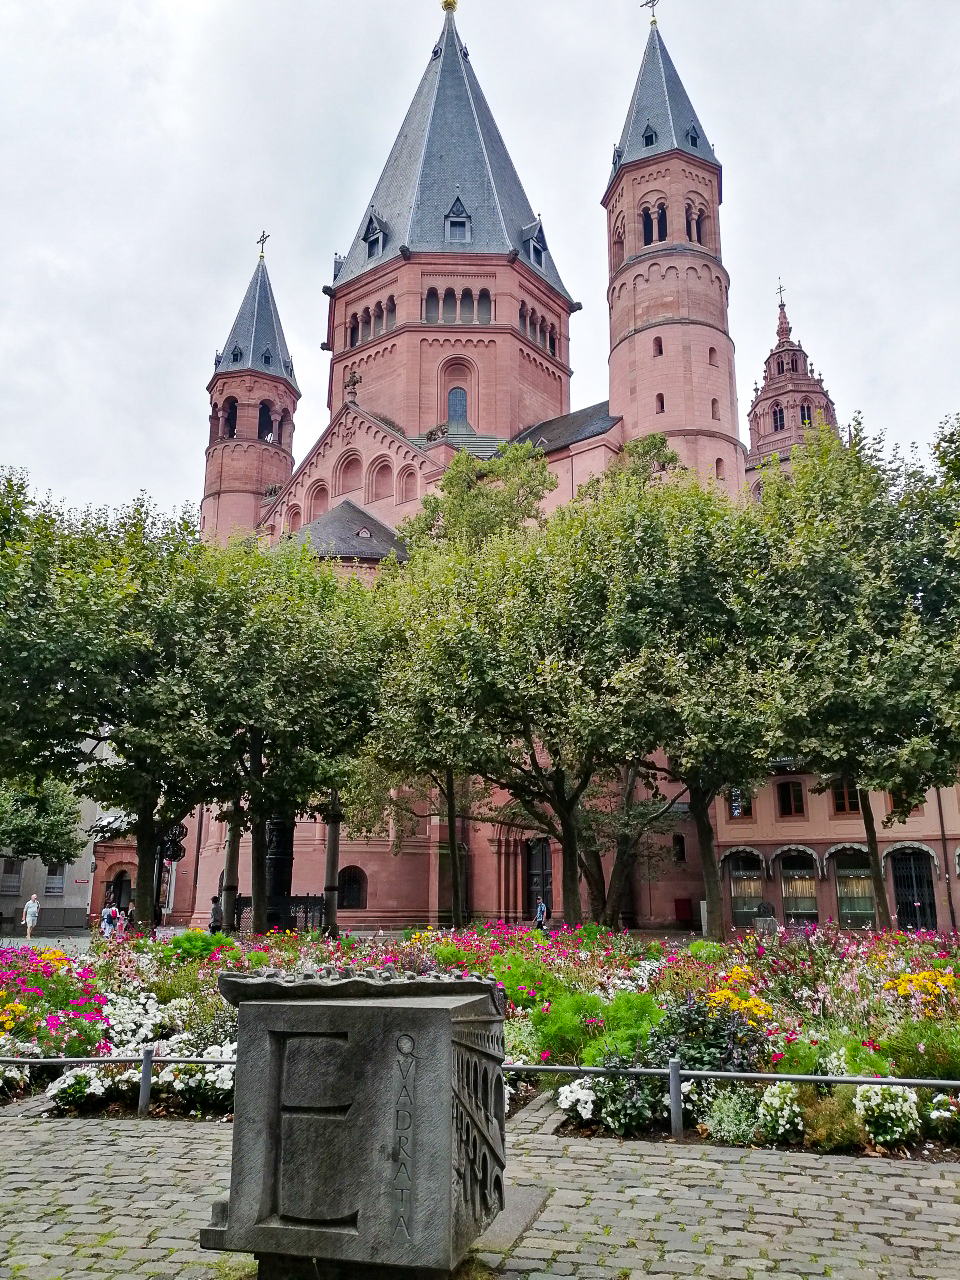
xmin=604 ymin=15 xmax=744 ymax=491
xmin=201 ymin=255 xmax=300 ymax=542
xmin=745 ymin=297 xmax=838 ymax=491
xmin=323 ymin=0 xmax=574 ymax=447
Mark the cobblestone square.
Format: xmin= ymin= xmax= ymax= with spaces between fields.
xmin=3 ymin=1094 xmax=960 ymax=1279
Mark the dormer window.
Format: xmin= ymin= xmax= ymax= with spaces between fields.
xmin=643 ymin=124 xmax=657 ymax=148
xmin=445 ymin=198 xmax=472 ymax=244
xmin=261 ymin=347 xmax=272 ymax=367
xmin=531 ymin=243 xmax=544 ymax=267
xmin=363 ymin=212 xmax=386 ymax=260
xmin=688 ymin=126 xmax=700 ymax=149
xmin=231 ymin=344 xmax=242 ymax=364
xmin=522 ymin=219 xmax=548 ymax=272
xmin=357 ymin=527 xmax=372 ymax=539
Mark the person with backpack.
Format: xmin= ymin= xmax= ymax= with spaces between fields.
xmin=535 ymin=896 xmax=548 ymax=931
xmin=209 ymin=895 xmax=224 ymax=935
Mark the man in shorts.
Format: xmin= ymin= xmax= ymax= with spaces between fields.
xmin=21 ymin=894 xmax=39 ymax=940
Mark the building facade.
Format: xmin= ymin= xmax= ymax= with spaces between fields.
xmin=165 ymin=2 xmax=960 ymax=936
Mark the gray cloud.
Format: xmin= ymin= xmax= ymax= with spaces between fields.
xmin=0 ymin=0 xmax=957 ymax=511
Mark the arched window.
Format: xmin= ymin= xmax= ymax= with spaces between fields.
xmin=657 ymin=204 xmax=668 ymax=242
xmin=791 ymin=355 xmax=799 ymax=372
xmin=448 ymin=387 xmax=468 ymax=424
xmin=373 ymin=303 xmax=384 ymax=337
xmin=548 ymin=326 xmax=557 ymax=358
xmin=425 ymin=289 xmax=440 ymax=324
xmin=801 ymin=402 xmax=813 ymax=427
xmin=224 ymin=400 xmax=238 ymax=439
xmin=612 ymin=219 xmax=625 ymax=271
xmin=277 ymin=412 xmax=291 ymax=449
xmin=442 ymin=289 xmax=457 ymax=324
xmin=712 ymin=398 xmax=721 ymax=421
xmin=369 ymin=460 xmax=393 ymax=502
xmin=307 ymin=484 xmax=329 ymax=522
xmin=258 ymin=403 xmax=274 ymax=442
xmin=286 ymin=507 xmax=302 ymax=534
xmin=349 ymin=316 xmax=360 ymax=348
xmin=539 ymin=319 xmax=547 ymax=348
xmin=653 ymin=336 xmax=664 ymax=357
xmin=339 ymin=455 xmax=362 ymax=494
xmin=780 ymin=853 xmax=819 ymax=924
xmin=715 ymin=457 xmax=725 ymax=479
xmin=518 ymin=303 xmax=527 ymax=336
xmin=397 ymin=468 xmax=418 ymax=504
xmin=776 ymin=357 xmax=785 ymax=376
xmin=708 ymin=346 xmax=719 ymax=366
xmin=730 ymin=853 xmax=764 ymax=927
xmin=477 ymin=289 xmax=492 ymax=324
xmin=642 ymin=208 xmax=654 ymax=247
xmin=361 ymin=309 xmax=372 ymax=342
xmin=686 ymin=207 xmax=694 ymax=241
xmin=655 ymin=393 xmax=665 ymax=414
xmin=460 ymin=289 xmax=474 ymax=324
xmin=385 ymin=296 xmax=397 ymax=330
xmin=338 ymin=866 xmax=367 ymax=910
xmin=696 ymin=212 xmax=705 ymax=245
xmin=773 ymin=403 xmax=785 ymax=432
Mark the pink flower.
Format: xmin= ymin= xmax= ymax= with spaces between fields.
xmin=540 ymin=1051 xmax=551 ymax=1062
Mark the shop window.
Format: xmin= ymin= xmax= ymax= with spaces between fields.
xmin=777 ymin=780 xmax=805 ymax=818
xmin=780 ymin=853 xmax=819 ymax=924
xmin=834 ymin=850 xmax=876 ymax=928
xmin=730 ymin=853 xmax=764 ymax=927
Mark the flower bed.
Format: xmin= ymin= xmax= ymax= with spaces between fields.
xmin=3 ymin=923 xmax=960 ymax=1153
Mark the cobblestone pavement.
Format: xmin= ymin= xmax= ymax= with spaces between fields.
xmin=4 ymin=1094 xmax=960 ymax=1279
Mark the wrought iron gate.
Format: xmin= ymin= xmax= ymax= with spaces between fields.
xmin=892 ymin=849 xmax=937 ymax=930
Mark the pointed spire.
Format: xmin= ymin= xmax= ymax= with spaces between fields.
xmin=212 ymin=258 xmax=299 ymax=393
xmin=332 ymin=9 xmax=570 ymax=299
xmin=610 ymin=22 xmax=717 ymax=189
xmin=777 ymin=302 xmax=792 ymax=344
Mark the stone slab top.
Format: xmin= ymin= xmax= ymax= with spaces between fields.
xmin=218 ymin=966 xmax=507 ymax=1015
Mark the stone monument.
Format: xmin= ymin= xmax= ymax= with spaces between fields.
xmin=201 ymin=967 xmax=507 ymax=1280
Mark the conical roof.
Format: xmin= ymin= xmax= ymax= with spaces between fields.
xmin=212 ymin=258 xmax=299 ymax=393
xmin=333 ymin=12 xmax=570 ymax=300
xmin=609 ymin=22 xmax=718 ymax=191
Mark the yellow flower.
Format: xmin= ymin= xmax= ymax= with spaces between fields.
xmin=707 ymin=988 xmax=773 ymax=1025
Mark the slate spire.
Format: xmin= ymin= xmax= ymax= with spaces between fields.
xmin=213 ymin=257 xmax=299 ymax=394
xmin=610 ymin=21 xmax=717 ymax=189
xmin=333 ymin=10 xmax=570 ymax=299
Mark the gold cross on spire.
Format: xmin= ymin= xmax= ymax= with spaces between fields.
xmin=257 ymin=230 xmax=270 ymax=259
xmin=641 ymin=0 xmax=661 ymax=24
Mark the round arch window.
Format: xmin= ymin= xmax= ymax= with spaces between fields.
xmin=448 ymin=386 xmax=468 ymax=424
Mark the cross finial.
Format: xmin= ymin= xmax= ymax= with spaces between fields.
xmin=777 ymin=278 xmax=787 ymax=306
xmin=641 ymin=0 xmax=661 ymax=24
xmin=257 ymin=230 xmax=270 ymax=259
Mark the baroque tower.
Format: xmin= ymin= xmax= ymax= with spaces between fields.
xmin=201 ymin=255 xmax=300 ymax=543
xmin=604 ymin=15 xmax=744 ymax=491
xmin=745 ymin=297 xmax=838 ymax=491
xmin=322 ymin=0 xmax=574 ymax=449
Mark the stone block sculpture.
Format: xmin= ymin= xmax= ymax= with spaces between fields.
xmin=201 ymin=967 xmax=507 ymax=1280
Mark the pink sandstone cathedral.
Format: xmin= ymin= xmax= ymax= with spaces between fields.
xmin=93 ymin=2 xmax=960 ymax=935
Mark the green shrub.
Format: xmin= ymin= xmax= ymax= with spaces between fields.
xmin=581 ymin=993 xmax=663 ymax=1065
xmin=882 ymin=1020 xmax=960 ymax=1081
xmin=494 ymin=951 xmax=561 ymax=1012
xmin=531 ymin=993 xmax=604 ymax=1062
xmin=434 ymin=944 xmax=476 ymax=970
xmin=644 ymin=941 xmax=666 ymax=960
xmin=153 ymin=930 xmax=237 ymax=968
xmin=689 ymin=940 xmax=724 ymax=965
xmin=643 ymin=994 xmax=769 ymax=1073
xmin=800 ymin=1085 xmax=867 ymax=1153
xmin=246 ymin=950 xmax=271 ymax=968
xmin=593 ymin=1055 xmax=660 ymax=1137
xmin=703 ymin=1087 xmax=760 ymax=1146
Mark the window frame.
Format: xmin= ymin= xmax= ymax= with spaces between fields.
xmin=777 ymin=779 xmax=806 ymax=819
xmin=832 ymin=780 xmax=861 ymax=816
xmin=727 ymin=788 xmax=754 ymax=821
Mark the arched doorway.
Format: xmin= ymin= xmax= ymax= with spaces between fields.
xmin=525 ymin=839 xmax=553 ymax=919
xmin=892 ymin=849 xmax=937 ymax=930
xmin=110 ymin=871 xmax=132 ymax=911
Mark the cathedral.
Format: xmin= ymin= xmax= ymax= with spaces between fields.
xmin=119 ymin=1 xmax=959 ymax=936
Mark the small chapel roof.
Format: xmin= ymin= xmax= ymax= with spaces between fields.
xmin=296 ymin=500 xmax=407 ymax=563
xmin=332 ymin=9 xmax=570 ymax=300
xmin=609 ymin=21 xmax=717 ymax=191
xmin=213 ymin=257 xmax=299 ymax=394
xmin=515 ymin=402 xmax=620 ymax=455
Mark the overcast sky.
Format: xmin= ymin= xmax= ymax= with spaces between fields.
xmin=0 ymin=0 xmax=957 ymax=513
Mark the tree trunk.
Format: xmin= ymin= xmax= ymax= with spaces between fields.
xmin=250 ymin=819 xmax=268 ymax=936
xmin=557 ymin=808 xmax=583 ymax=926
xmin=689 ymin=781 xmax=724 ymax=941
xmin=221 ymin=807 xmax=242 ymax=935
xmin=445 ymin=767 xmax=464 ymax=931
xmin=134 ymin=805 xmax=157 ymax=937
xmin=324 ymin=789 xmax=342 ymax=939
xmin=601 ymin=832 xmax=635 ymax=929
xmin=859 ymin=786 xmax=893 ymax=930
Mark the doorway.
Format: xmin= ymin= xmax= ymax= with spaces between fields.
xmin=525 ymin=839 xmax=553 ymax=919
xmin=892 ymin=849 xmax=937 ymax=930
xmin=110 ymin=871 xmax=132 ymax=912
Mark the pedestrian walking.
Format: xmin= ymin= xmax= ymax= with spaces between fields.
xmin=100 ymin=902 xmax=114 ymax=938
xmin=21 ymin=894 xmax=39 ymax=940
xmin=534 ymin=895 xmax=547 ymax=931
xmin=115 ymin=909 xmax=127 ymax=942
xmin=209 ymin=895 xmax=224 ymax=935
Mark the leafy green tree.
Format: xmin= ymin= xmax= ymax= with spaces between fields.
xmin=0 ymin=778 xmax=86 ymax=866
xmin=757 ymin=424 xmax=960 ymax=930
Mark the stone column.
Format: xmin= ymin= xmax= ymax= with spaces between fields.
xmin=265 ymin=818 xmax=296 ymax=931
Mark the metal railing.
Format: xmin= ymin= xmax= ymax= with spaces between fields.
xmin=6 ymin=1050 xmax=960 ymax=1137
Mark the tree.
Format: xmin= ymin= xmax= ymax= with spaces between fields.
xmin=757 ymin=424 xmax=960 ymax=930
xmin=0 ymin=778 xmax=86 ymax=866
